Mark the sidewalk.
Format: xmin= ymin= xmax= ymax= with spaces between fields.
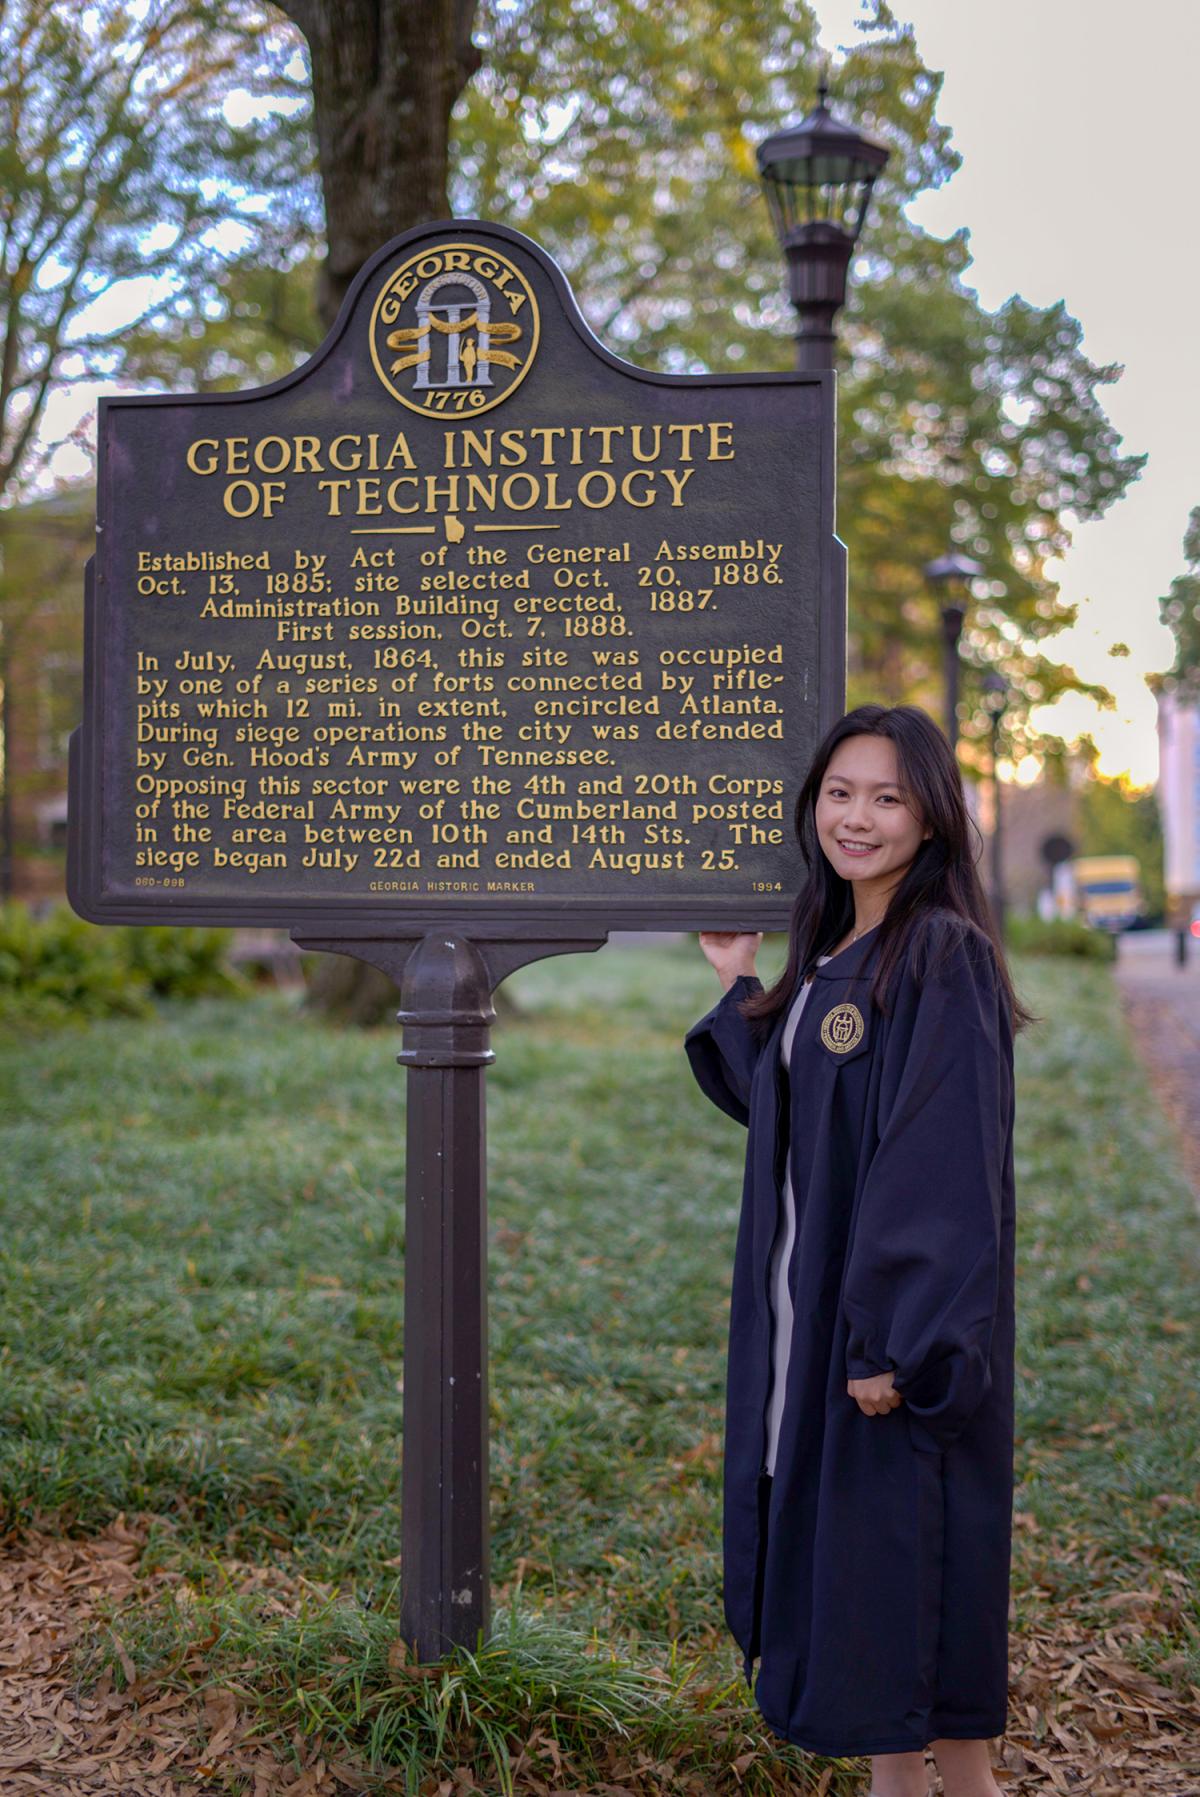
xmin=1113 ymin=929 xmax=1200 ymax=1201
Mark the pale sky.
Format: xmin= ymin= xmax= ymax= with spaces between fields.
xmin=817 ymin=0 xmax=1199 ymax=787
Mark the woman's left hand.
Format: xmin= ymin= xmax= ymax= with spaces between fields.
xmin=847 ymin=1372 xmax=903 ymax=1416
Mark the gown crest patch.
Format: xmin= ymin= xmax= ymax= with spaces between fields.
xmin=819 ymin=1001 xmax=864 ymax=1054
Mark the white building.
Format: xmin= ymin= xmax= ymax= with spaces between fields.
xmin=1156 ymin=690 xmax=1200 ymax=919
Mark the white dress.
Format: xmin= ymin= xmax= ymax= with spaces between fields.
xmin=764 ymin=953 xmax=832 ymax=1476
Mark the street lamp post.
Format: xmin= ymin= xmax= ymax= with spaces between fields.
xmin=756 ymin=80 xmax=890 ymax=372
xmin=981 ymin=671 xmax=1009 ymax=937
xmin=924 ymin=550 xmax=983 ymax=749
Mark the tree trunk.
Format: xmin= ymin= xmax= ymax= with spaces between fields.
xmin=278 ymin=0 xmax=482 ymax=330
xmin=280 ymin=0 xmax=484 ymax=1021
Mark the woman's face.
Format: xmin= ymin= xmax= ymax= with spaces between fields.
xmin=814 ymin=735 xmax=932 ymax=900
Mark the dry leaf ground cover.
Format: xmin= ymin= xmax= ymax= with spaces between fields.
xmin=0 ymin=942 xmax=1197 ymax=1795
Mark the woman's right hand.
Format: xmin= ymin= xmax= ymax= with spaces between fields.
xmin=698 ymin=931 xmax=763 ymax=991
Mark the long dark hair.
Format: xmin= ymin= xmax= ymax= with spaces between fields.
xmin=738 ymin=703 xmax=1038 ymax=1036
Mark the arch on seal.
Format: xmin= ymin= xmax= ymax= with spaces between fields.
xmin=414 ymin=272 xmax=493 ymax=390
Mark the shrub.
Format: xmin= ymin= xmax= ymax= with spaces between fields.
xmin=1005 ymin=915 xmax=1117 ymax=960
xmin=0 ymin=903 xmax=151 ymax=1024
xmin=0 ymin=904 xmax=244 ymax=1026
xmin=114 ymin=924 xmax=243 ymax=999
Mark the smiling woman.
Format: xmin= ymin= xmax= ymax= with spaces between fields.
xmin=686 ymin=702 xmax=1036 ymax=1797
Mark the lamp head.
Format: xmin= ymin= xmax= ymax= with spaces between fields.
xmin=981 ymin=670 xmax=1009 ymax=719
xmin=756 ymin=80 xmax=890 ymax=251
xmin=924 ymin=551 xmax=984 ymax=588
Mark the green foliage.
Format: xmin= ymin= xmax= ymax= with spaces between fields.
xmin=0 ymin=903 xmax=243 ymax=1024
xmin=0 ymin=0 xmax=316 ymax=507
xmin=113 ymin=923 xmax=245 ymax=1000
xmin=0 ymin=904 xmax=152 ymax=1023
xmin=1151 ymin=505 xmax=1200 ymax=703
xmin=0 ymin=1 xmax=320 ymax=882
xmin=119 ymin=252 xmax=324 ymax=395
xmin=1078 ymin=773 xmax=1166 ymax=921
xmin=0 ymin=492 xmax=92 ymax=888
xmin=1005 ymin=915 xmax=1116 ymax=960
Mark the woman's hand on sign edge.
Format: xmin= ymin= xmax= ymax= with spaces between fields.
xmin=698 ymin=931 xmax=762 ymax=989
xmin=847 ymin=1371 xmax=904 ymax=1416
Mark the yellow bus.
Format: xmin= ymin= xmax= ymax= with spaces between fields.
xmin=1059 ymin=855 xmax=1145 ymax=932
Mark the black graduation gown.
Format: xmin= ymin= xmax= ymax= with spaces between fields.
xmin=684 ymin=911 xmax=1016 ymax=1756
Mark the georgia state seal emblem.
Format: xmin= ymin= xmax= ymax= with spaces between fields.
xmin=369 ymin=242 xmax=539 ymax=419
xmin=819 ymin=1002 xmax=865 ymax=1054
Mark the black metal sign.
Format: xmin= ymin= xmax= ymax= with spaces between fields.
xmin=68 ymin=220 xmax=841 ymax=936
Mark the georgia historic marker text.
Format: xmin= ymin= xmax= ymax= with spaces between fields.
xmin=69 ymin=220 xmax=841 ymax=935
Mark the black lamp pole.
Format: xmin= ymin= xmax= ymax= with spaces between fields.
xmin=981 ymin=671 xmax=1009 ymax=937
xmin=756 ymin=80 xmax=890 ymax=371
xmin=924 ymin=551 xmax=983 ymax=749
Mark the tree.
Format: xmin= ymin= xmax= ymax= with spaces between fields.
xmin=257 ymin=0 xmax=1144 ymax=1013
xmin=3 ymin=0 xmax=1145 ymax=899
xmin=119 ymin=254 xmax=323 ymax=393
xmin=449 ymin=0 xmax=1144 ymax=776
xmin=273 ymin=0 xmax=482 ymax=327
xmin=0 ymin=0 xmax=312 ymax=508
xmin=1150 ymin=506 xmax=1200 ymax=704
xmin=0 ymin=0 xmax=314 ymax=892
xmin=0 ymin=496 xmax=91 ymax=900
xmin=24 ymin=0 xmax=1139 ymax=782
xmin=1078 ymin=769 xmax=1166 ymax=923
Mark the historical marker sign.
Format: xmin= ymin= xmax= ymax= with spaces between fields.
xmin=65 ymin=218 xmax=847 ymax=1662
xmin=68 ymin=220 xmax=841 ymax=937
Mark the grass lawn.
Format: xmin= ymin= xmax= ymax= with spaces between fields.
xmin=0 ymin=940 xmax=1197 ymax=1794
